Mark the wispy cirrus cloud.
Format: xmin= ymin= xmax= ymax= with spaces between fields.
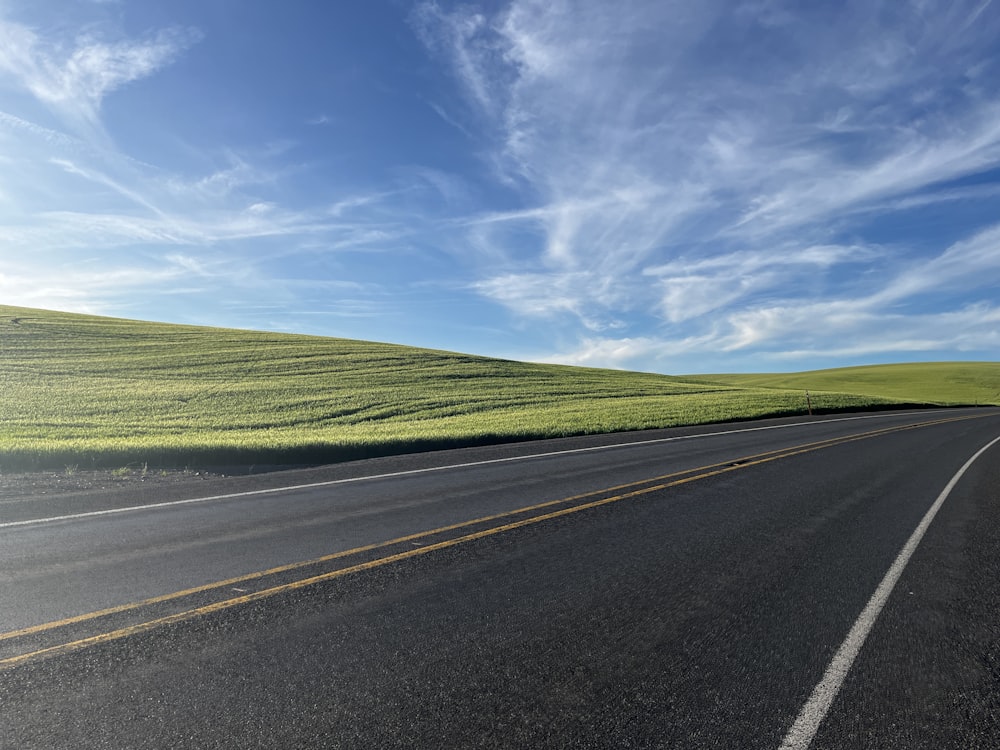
xmin=416 ymin=0 xmax=1000 ymax=369
xmin=0 ymin=251 xmax=211 ymax=314
xmin=873 ymin=221 xmax=1000 ymax=304
xmin=549 ymin=301 xmax=1000 ymax=371
xmin=0 ymin=18 xmax=200 ymax=130
xmin=546 ymin=222 xmax=1000 ymax=370
xmin=644 ymin=243 xmax=878 ymax=323
xmin=0 ymin=109 xmax=78 ymax=147
xmin=0 ymin=7 xmax=415 ymax=323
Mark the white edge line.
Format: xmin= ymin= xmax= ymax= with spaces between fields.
xmin=778 ymin=432 xmax=1000 ymax=750
xmin=0 ymin=410 xmax=947 ymax=530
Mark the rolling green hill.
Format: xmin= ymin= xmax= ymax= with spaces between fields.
xmin=1 ymin=305 xmax=991 ymax=471
xmin=696 ymin=362 xmax=1000 ymax=407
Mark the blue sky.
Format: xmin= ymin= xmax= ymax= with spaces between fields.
xmin=1 ymin=0 xmax=999 ymax=374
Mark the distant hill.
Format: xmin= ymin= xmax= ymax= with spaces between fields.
xmin=3 ymin=305 xmax=988 ymax=471
xmin=695 ymin=363 xmax=1000 ymax=407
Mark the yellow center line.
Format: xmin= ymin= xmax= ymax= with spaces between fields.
xmin=0 ymin=413 xmax=984 ymax=669
xmin=0 ymin=423 xmax=880 ymax=643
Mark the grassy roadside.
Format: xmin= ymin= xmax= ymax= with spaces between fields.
xmin=2 ymin=305 xmax=991 ymax=472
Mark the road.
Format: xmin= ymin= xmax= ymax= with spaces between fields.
xmin=1 ymin=408 xmax=998 ymax=748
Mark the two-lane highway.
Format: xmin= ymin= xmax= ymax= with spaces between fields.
xmin=1 ymin=408 xmax=998 ymax=748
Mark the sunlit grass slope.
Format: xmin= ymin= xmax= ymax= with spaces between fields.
xmin=697 ymin=363 xmax=1000 ymax=407
xmin=1 ymin=305 xmax=919 ymax=470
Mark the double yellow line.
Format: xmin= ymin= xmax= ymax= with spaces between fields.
xmin=0 ymin=414 xmax=982 ymax=670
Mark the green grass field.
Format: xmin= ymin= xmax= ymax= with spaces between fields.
xmin=696 ymin=362 xmax=1000 ymax=406
xmin=1 ymin=305 xmax=995 ymax=471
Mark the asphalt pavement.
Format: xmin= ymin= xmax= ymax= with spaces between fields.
xmin=1 ymin=408 xmax=998 ymax=748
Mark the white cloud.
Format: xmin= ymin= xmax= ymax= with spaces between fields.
xmin=541 ymin=300 xmax=1000 ymax=372
xmin=473 ymin=272 xmax=604 ymax=328
xmin=744 ymin=302 xmax=1000 ymax=360
xmin=543 ymin=336 xmax=669 ymax=369
xmin=0 ymin=18 xmax=200 ymax=129
xmin=412 ymin=3 xmax=500 ymax=115
xmin=416 ymin=0 xmax=1000 ymax=369
xmin=328 ymin=191 xmax=397 ymax=217
xmin=0 ymin=109 xmax=78 ymax=147
xmin=728 ymin=106 xmax=1000 ymax=238
xmin=163 ymin=155 xmax=273 ymax=201
xmin=875 ymin=222 xmax=1000 ymax=303
xmin=0 ymin=252 xmax=201 ymax=314
xmin=645 ymin=244 xmax=878 ymax=322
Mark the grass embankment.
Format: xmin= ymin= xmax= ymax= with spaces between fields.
xmin=1 ymin=305 xmax=985 ymax=471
